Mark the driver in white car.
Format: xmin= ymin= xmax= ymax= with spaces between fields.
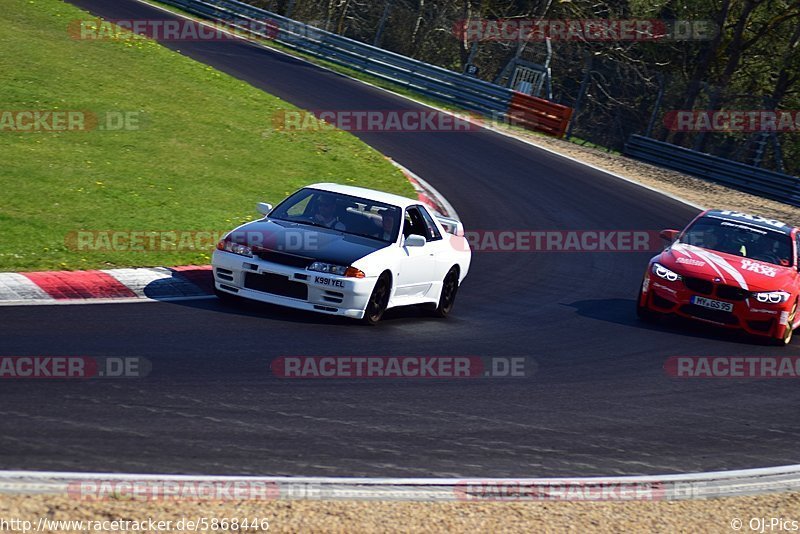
xmin=312 ymin=195 xmax=346 ymax=231
xmin=375 ymin=210 xmax=396 ymax=241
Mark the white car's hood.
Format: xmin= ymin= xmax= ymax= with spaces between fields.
xmin=229 ymin=219 xmax=390 ymax=266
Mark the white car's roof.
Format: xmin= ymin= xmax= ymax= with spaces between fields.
xmin=306 ymin=182 xmax=419 ymax=209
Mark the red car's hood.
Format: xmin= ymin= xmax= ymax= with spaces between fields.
xmin=659 ymin=242 xmax=795 ymax=292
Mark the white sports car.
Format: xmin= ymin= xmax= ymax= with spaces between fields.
xmin=212 ymin=183 xmax=471 ymax=324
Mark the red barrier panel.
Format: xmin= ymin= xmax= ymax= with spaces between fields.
xmin=507 ymin=92 xmax=573 ymax=138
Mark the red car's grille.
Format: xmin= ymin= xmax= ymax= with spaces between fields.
xmin=684 ymin=277 xmax=750 ymax=301
xmin=683 ymin=277 xmax=713 ymax=295
xmin=716 ymin=285 xmax=749 ymax=301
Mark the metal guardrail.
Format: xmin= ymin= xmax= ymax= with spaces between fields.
xmin=626 ymin=135 xmax=800 ymax=207
xmin=4 ymin=464 xmax=800 ymax=500
xmin=160 ymin=0 xmax=510 ymax=114
xmin=156 ymin=0 xmax=572 ymax=136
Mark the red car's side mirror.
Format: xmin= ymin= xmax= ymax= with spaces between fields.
xmin=659 ymin=229 xmax=680 ymax=242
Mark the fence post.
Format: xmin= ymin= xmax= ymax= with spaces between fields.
xmin=373 ymin=0 xmax=393 ymax=47
xmin=565 ymin=54 xmax=591 ymax=141
xmin=644 ymin=73 xmax=665 ymax=138
xmin=284 ymin=0 xmax=295 ymax=18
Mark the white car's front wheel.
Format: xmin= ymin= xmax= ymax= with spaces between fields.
xmin=431 ymin=268 xmax=459 ymax=318
xmin=363 ymin=273 xmax=391 ymax=325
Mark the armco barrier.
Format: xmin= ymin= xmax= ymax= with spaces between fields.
xmin=155 ymin=0 xmax=571 ymax=136
xmin=625 ymin=135 xmax=800 ymax=207
xmin=508 ymin=92 xmax=573 ymax=137
xmin=4 ymin=464 xmax=800 ymax=500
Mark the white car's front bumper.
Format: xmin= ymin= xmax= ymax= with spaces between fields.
xmin=211 ymin=250 xmax=376 ymax=319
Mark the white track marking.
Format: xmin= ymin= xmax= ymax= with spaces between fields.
xmin=0 ymin=273 xmax=54 ymax=302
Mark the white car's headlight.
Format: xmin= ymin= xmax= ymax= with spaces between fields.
xmin=652 ymin=262 xmax=682 ymax=282
xmin=752 ymin=291 xmax=790 ymax=304
xmin=217 ymin=239 xmax=253 ymax=257
xmin=309 ymin=262 xmax=348 ymax=275
xmin=308 ymin=262 xmax=365 ymax=278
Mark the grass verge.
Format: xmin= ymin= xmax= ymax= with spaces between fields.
xmin=0 ymin=0 xmax=414 ymax=272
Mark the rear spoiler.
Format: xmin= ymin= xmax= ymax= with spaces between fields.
xmin=436 ymin=215 xmax=464 ymax=237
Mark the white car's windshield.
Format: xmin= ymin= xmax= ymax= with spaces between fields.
xmin=270 ymin=188 xmax=402 ymax=243
xmin=680 ymin=216 xmax=794 ymax=267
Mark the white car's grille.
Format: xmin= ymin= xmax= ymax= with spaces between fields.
xmin=254 ymin=248 xmax=314 ymax=268
xmin=244 ymin=272 xmax=308 ymax=300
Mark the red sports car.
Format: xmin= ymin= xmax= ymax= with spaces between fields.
xmin=637 ymin=209 xmax=800 ymax=346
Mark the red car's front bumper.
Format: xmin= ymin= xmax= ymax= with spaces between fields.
xmin=639 ymin=273 xmax=793 ymax=339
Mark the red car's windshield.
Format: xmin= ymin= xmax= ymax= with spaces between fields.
xmin=679 ymin=216 xmax=794 ymax=267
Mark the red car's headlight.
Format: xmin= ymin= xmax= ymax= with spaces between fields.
xmin=752 ymin=291 xmax=790 ymax=304
xmin=652 ymin=262 xmax=681 ymax=282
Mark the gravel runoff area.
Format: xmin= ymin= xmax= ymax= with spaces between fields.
xmin=5 ymin=94 xmax=800 ymax=531
xmin=1 ymin=492 xmax=800 ymax=533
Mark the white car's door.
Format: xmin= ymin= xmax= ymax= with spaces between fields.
xmin=394 ymin=206 xmax=445 ymax=300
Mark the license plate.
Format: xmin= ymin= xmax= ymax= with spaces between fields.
xmin=314 ymin=276 xmax=345 ymax=288
xmin=691 ymin=296 xmax=734 ymax=313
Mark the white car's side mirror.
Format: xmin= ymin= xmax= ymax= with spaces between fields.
xmin=256 ymin=202 xmax=273 ymax=215
xmin=404 ymin=234 xmax=426 ymax=247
